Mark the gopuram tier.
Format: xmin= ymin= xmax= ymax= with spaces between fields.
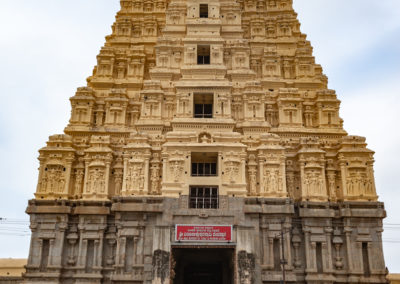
xmin=25 ymin=1 xmax=387 ymax=284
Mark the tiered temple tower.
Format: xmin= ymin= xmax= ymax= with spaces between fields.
xmin=24 ymin=0 xmax=387 ymax=283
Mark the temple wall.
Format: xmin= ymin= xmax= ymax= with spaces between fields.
xmin=23 ymin=198 xmax=387 ymax=284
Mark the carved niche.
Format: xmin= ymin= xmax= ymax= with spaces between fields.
xmin=224 ymin=152 xmax=241 ymax=184
xmin=338 ymin=136 xmax=377 ymax=201
xmin=84 ymin=160 xmax=108 ymax=198
xmin=297 ymin=138 xmax=328 ymax=201
xmin=72 ymin=161 xmax=85 ymax=199
xmin=36 ymin=135 xmax=75 ymax=199
xmin=123 ymin=155 xmax=146 ymax=195
xmin=170 ymin=157 xmax=185 ymax=183
xmin=316 ymin=90 xmax=341 ymax=128
xmin=150 ymin=153 xmax=161 ymax=195
xmin=104 ymin=89 xmax=129 ymax=127
xmin=277 ymin=88 xmax=303 ymax=127
xmin=122 ymin=134 xmax=151 ymax=196
xmin=112 ymin=157 xmax=124 ymax=196
xmin=139 ymin=81 xmax=164 ymax=120
xmin=69 ymin=87 xmax=95 ymax=126
xmin=82 ymin=136 xmax=113 ymax=200
xmin=247 ymin=154 xmax=258 ymax=196
xmin=257 ymin=134 xmax=287 ymax=197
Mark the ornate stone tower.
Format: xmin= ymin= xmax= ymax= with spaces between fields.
xmin=24 ymin=0 xmax=387 ymax=283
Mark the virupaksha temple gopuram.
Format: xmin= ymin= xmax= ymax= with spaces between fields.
xmin=24 ymin=0 xmax=388 ymax=283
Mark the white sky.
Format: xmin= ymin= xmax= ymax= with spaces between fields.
xmin=0 ymin=0 xmax=399 ymax=273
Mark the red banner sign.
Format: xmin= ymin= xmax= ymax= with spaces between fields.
xmin=175 ymin=225 xmax=232 ymax=242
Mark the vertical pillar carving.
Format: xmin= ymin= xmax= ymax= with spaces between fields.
xmin=344 ymin=226 xmax=353 ymax=272
xmin=325 ymin=227 xmax=334 ymax=271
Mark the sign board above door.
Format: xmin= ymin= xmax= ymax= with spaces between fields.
xmin=175 ymin=225 xmax=232 ymax=242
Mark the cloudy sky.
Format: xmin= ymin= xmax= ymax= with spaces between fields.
xmin=0 ymin=0 xmax=399 ymax=273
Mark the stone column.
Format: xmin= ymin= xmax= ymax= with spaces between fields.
xmin=344 ymin=226 xmax=353 ymax=271
xmin=122 ymin=157 xmax=129 ymax=194
xmin=36 ymin=158 xmax=45 ymax=193
xmin=339 ymin=161 xmax=347 ymax=197
xmin=38 ymin=239 xmax=44 ymax=269
xmin=63 ymin=159 xmax=73 ymax=197
xmin=104 ymin=160 xmax=111 ymax=197
xmin=94 ymin=239 xmax=100 ymax=267
xmin=82 ymin=160 xmax=90 ymax=195
xmin=97 ymin=231 xmax=104 ymax=268
xmin=114 ymin=234 xmax=122 ymax=271
xmin=268 ymin=237 xmax=274 ymax=269
xmin=325 ymin=227 xmax=334 ymax=272
xmin=152 ymin=226 xmax=171 ymax=284
xmin=303 ymin=227 xmax=312 ymax=272
xmin=258 ymin=156 xmax=264 ymax=194
xmin=144 ymin=157 xmax=150 ymax=194
xmin=261 ymin=226 xmax=268 ymax=266
xmin=284 ymin=222 xmax=292 ymax=270
xmin=240 ymin=154 xmax=246 ymax=184
xmin=77 ymin=239 xmax=88 ymax=268
xmin=320 ymin=160 xmax=328 ymax=198
xmin=310 ymin=242 xmax=317 ymax=272
xmin=299 ymin=158 xmax=306 ymax=199
xmin=280 ymin=155 xmax=287 ymax=194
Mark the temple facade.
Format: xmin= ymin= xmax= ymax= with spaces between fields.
xmin=24 ymin=0 xmax=387 ymax=283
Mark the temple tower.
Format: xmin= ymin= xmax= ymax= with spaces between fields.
xmin=24 ymin=0 xmax=387 ymax=283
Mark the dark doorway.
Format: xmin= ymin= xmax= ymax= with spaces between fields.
xmin=172 ymin=247 xmax=234 ymax=284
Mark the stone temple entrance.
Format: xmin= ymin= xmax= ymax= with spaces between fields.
xmin=171 ymin=247 xmax=234 ymax=284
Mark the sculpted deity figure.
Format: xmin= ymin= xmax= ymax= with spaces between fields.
xmin=270 ymin=170 xmax=277 ymax=192
xmin=365 ymin=177 xmax=373 ymax=194
xmin=172 ymin=161 xmax=183 ymax=182
xmin=93 ymin=170 xmax=100 ymax=190
xmin=87 ymin=169 xmax=95 ymax=193
xmin=263 ymin=169 xmax=271 ymax=193
xmin=58 ymin=177 xmax=65 ymax=193
xmin=327 ymin=172 xmax=336 ymax=201
xmin=263 ymin=167 xmax=280 ymax=193
xmin=347 ymin=174 xmax=354 ymax=196
xmin=139 ymin=168 xmax=145 ymax=190
xmin=74 ymin=169 xmax=84 ymax=196
xmin=304 ymin=171 xmax=312 ymax=196
xmin=286 ymin=172 xmax=295 ymax=197
xmin=116 ymin=62 xmax=126 ymax=79
xmin=277 ymin=171 xmax=283 ymax=192
xmin=318 ymin=174 xmax=324 ymax=196
xmin=132 ymin=164 xmax=143 ymax=189
xmin=114 ymin=170 xmax=123 ymax=196
xmin=48 ymin=168 xmax=57 ymax=192
xmin=86 ymin=167 xmax=106 ymax=194
xmin=98 ymin=171 xmax=105 ymax=193
xmin=41 ymin=172 xmax=48 ymax=193
xmin=43 ymin=166 xmax=65 ymax=194
xmin=225 ymin=161 xmax=239 ymax=184
xmin=283 ymin=61 xmax=291 ymax=79
xmin=249 ymin=169 xmax=257 ymax=195
xmin=150 ymin=164 xmax=160 ymax=195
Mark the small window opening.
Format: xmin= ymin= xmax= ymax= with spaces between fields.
xmin=191 ymin=152 xmax=217 ymax=176
xmin=200 ymin=4 xmax=209 ymax=18
xmin=197 ymin=45 xmax=210 ymax=64
xmin=189 ymin=186 xmax=218 ymax=209
xmin=194 ymin=93 xmax=213 ymax=118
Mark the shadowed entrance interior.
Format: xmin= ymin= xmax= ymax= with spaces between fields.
xmin=172 ymin=247 xmax=234 ymax=284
